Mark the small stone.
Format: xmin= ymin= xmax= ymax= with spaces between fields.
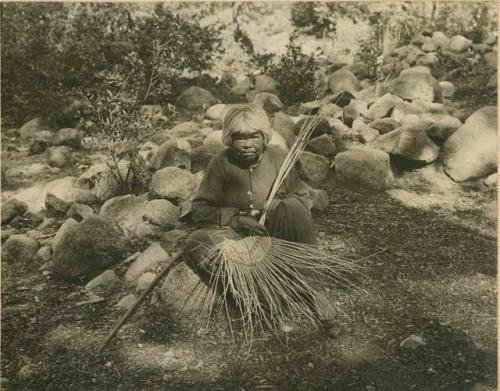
xmin=33 ymin=246 xmax=52 ymax=263
xmin=48 ymin=146 xmax=72 ymax=168
xmin=18 ymin=364 xmax=43 ymax=381
xmin=483 ymin=173 xmax=497 ymax=187
xmin=136 ymin=272 xmax=156 ymax=290
xmin=3 ymin=234 xmax=40 ymax=263
xmin=45 ymin=193 xmax=72 ymax=218
xmin=125 ymin=243 xmax=171 ymax=283
xmin=85 ymin=270 xmax=118 ymax=291
xmin=115 ymin=294 xmax=137 ymax=311
xmin=1 ymin=198 xmax=28 ymax=225
xmin=400 ymin=334 xmax=425 ymax=350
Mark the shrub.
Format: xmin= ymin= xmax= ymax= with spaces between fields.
xmin=1 ymin=3 xmax=223 ymax=127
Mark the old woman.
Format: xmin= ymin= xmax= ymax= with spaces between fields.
xmin=183 ymin=104 xmax=317 ymax=286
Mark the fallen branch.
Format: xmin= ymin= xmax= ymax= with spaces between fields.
xmin=98 ymin=251 xmax=183 ymax=354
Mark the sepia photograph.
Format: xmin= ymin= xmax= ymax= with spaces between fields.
xmin=0 ymin=1 xmax=497 ymax=390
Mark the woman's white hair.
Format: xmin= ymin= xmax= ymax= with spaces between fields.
xmin=222 ymin=104 xmax=272 ymax=147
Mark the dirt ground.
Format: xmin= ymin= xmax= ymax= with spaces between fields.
xmin=1 ymin=140 xmax=496 ymax=390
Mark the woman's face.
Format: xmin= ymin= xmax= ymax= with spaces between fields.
xmin=231 ymin=131 xmax=265 ymax=163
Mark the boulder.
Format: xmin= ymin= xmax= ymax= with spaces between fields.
xmin=309 ymin=188 xmax=329 ymax=211
xmin=115 ymin=294 xmax=137 ymax=310
xmin=231 ymin=77 xmax=252 ymax=96
xmin=66 ymin=203 xmax=94 ymax=222
xmin=442 ymin=107 xmax=497 ymax=182
xmin=29 ymin=140 xmax=49 ymax=155
xmin=483 ymin=173 xmax=497 ymax=188
xmin=50 ymin=215 xmax=127 ymax=278
xmin=370 ymin=124 xmax=439 ymax=164
xmin=298 ymin=152 xmax=330 ymax=182
xmin=439 ymin=81 xmax=455 ymax=98
xmin=1 ymin=228 xmax=17 ymax=242
xmin=431 ymin=31 xmax=450 ymax=49
xmin=75 ymin=160 xmax=131 ymax=201
xmin=307 ymin=134 xmax=336 ymax=157
xmin=335 ymin=146 xmax=393 ymax=193
xmin=449 ymin=35 xmax=472 ymax=53
xmin=328 ymin=69 xmax=360 ymax=96
xmin=178 ymin=86 xmax=217 ymax=111
xmin=52 ymin=218 xmax=79 ymax=250
xmin=206 ymin=104 xmax=229 ymax=121
xmin=33 ymin=246 xmax=52 ymax=263
xmin=1 ymin=198 xmax=28 ymax=225
xmin=168 ymin=122 xmax=202 ymax=139
xmin=421 ymin=40 xmax=438 ymax=52
xmin=2 ymin=234 xmax=40 ymax=262
xmin=299 ymin=100 xmax=323 ymax=115
xmin=100 ymin=195 xmax=180 ymax=235
xmin=136 ymin=272 xmax=156 ymax=290
xmin=150 ymin=167 xmax=199 ymax=202
xmin=368 ymin=118 xmax=399 ymax=134
xmin=251 ymin=92 xmax=284 ymax=113
xmin=389 ymin=73 xmax=441 ymax=103
xmin=48 ymin=146 xmax=72 ymax=168
xmin=203 ymin=130 xmax=224 ymax=146
xmin=85 ymin=270 xmax=118 ymax=292
xmin=343 ymin=99 xmax=368 ymax=124
xmin=422 ymin=114 xmax=462 ymax=141
xmin=416 ymin=53 xmax=439 ymax=66
xmin=45 ymin=193 xmax=72 ymax=218
xmin=294 ymin=116 xmax=331 ymax=138
xmin=391 ymin=101 xmax=447 ymax=123
xmin=150 ymin=139 xmax=191 ymax=171
xmin=18 ymin=117 xmax=48 ymax=140
xmin=54 ymin=128 xmax=81 ymax=149
xmin=318 ymin=103 xmax=344 ymax=117
xmin=327 ymin=118 xmax=351 ymax=141
xmin=366 ymin=93 xmax=403 ymax=120
xmin=354 ymin=86 xmax=378 ymax=105
xmin=400 ymin=66 xmax=432 ymax=77
xmin=271 ymin=112 xmax=298 ymax=147
xmin=191 ymin=143 xmax=226 ymax=173
xmin=254 ymin=75 xmax=278 ymax=94
xmin=359 ymin=127 xmax=380 ymax=144
xmin=125 ymin=243 xmax=171 ymax=284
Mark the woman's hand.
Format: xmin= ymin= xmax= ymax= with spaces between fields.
xmin=236 ymin=216 xmax=268 ymax=236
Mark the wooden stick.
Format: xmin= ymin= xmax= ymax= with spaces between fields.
xmin=98 ymin=251 xmax=183 ymax=354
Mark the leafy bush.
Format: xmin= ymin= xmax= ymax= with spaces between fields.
xmin=247 ymin=36 xmax=317 ymax=106
xmin=1 ymin=3 xmax=223 ymax=126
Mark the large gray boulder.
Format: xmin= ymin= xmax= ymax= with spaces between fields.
xmin=100 ymin=195 xmax=180 ymax=236
xmin=442 ymin=107 xmax=497 ymax=182
xmin=298 ymin=151 xmax=330 ymax=182
xmin=328 ymin=69 xmax=360 ymax=95
xmin=178 ymin=86 xmax=217 ymax=111
xmin=54 ymin=128 xmax=81 ymax=149
xmin=251 ymin=92 xmax=284 ymax=113
xmin=366 ymin=93 xmax=403 ymax=120
xmin=48 ymin=146 xmax=72 ymax=168
xmin=1 ymin=198 xmax=28 ymax=225
xmin=448 ymin=35 xmax=472 ymax=53
xmin=307 ymin=134 xmax=336 ymax=157
xmin=191 ymin=143 xmax=226 ymax=173
xmin=370 ymin=124 xmax=439 ymax=164
xmin=422 ymin=114 xmax=462 ymax=141
xmin=45 ymin=193 xmax=72 ymax=218
xmin=125 ymin=242 xmax=171 ymax=284
xmin=50 ymin=215 xmax=127 ymax=278
xmin=2 ymin=234 xmax=39 ymax=263
xmin=368 ymin=118 xmax=399 ymax=135
xmin=150 ymin=167 xmax=199 ymax=202
xmin=389 ymin=73 xmax=442 ymax=103
xmin=150 ymin=139 xmax=191 ymax=171
xmin=335 ymin=146 xmax=393 ymax=193
xmin=400 ymin=66 xmax=432 ymax=77
xmin=231 ymin=77 xmax=252 ymax=96
xmin=18 ymin=118 xmax=48 ymax=140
